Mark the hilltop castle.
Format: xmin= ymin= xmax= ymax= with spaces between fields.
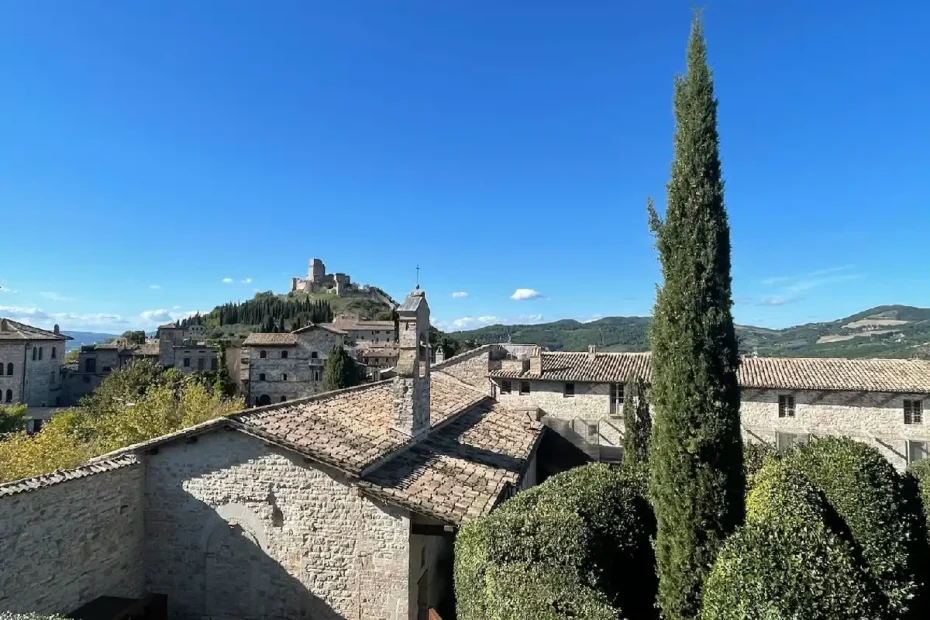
xmin=290 ymin=258 xmax=351 ymax=295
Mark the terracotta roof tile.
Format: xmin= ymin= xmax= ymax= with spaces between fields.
xmin=362 ymin=401 xmax=543 ymax=525
xmin=233 ymin=374 xmax=488 ymax=475
xmin=242 ymin=333 xmax=299 ymax=346
xmin=0 ymin=318 xmax=71 ymax=341
xmin=0 ymin=454 xmax=139 ymax=497
xmin=488 ymin=351 xmax=930 ymax=394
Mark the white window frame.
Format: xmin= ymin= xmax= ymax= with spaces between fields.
xmin=904 ymin=399 xmax=923 ymax=425
xmin=778 ymin=394 xmax=796 ymax=418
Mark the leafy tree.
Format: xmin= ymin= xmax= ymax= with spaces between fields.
xmin=120 ymin=330 xmax=147 ymax=345
xmin=62 ymin=348 xmax=80 ymax=364
xmin=622 ymin=379 xmax=651 ymax=469
xmin=323 ymin=345 xmax=358 ymax=391
xmin=0 ymin=404 xmax=28 ymax=434
xmin=213 ymin=344 xmax=236 ymax=397
xmin=646 ymin=13 xmax=744 ymax=619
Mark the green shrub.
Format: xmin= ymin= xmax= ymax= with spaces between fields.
xmin=483 ymin=563 xmax=619 ymax=620
xmin=455 ymin=463 xmax=657 ymax=620
xmin=787 ymin=437 xmax=930 ymax=617
xmin=702 ymin=460 xmax=885 ymax=619
xmin=742 ymin=441 xmax=778 ymax=490
xmin=907 ymin=459 xmax=930 ymax=526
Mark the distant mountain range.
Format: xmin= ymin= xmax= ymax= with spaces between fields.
xmin=448 ymin=305 xmax=930 ymax=359
xmin=62 ymin=331 xmax=118 ymax=352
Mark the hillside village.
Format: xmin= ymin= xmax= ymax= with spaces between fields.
xmin=3 ymin=10 xmax=930 ymax=620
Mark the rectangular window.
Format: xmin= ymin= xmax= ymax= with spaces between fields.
xmin=183 ymin=358 xmax=191 ymax=368
xmin=609 ymin=383 xmax=624 ymax=416
xmin=211 ymin=358 xmax=218 ymax=371
xmin=907 ymin=440 xmax=930 ymax=464
xmin=198 ymin=358 xmax=205 ymax=370
xmin=904 ymin=400 xmax=923 ymax=425
xmin=85 ymin=358 xmax=96 ymax=373
xmin=776 ymin=432 xmax=809 ymax=451
xmin=51 ymin=347 xmax=56 ymax=359
xmin=32 ymin=347 xmax=37 ymax=361
xmin=500 ymin=380 xmax=512 ymax=394
xmin=564 ymin=383 xmax=575 ymax=398
xmin=520 ymin=381 xmax=530 ymax=395
xmin=102 ymin=366 xmax=112 ymax=373
xmin=50 ymin=371 xmax=55 ymax=385
xmin=778 ymin=395 xmax=796 ymax=418
xmin=38 ymin=347 xmax=43 ymax=360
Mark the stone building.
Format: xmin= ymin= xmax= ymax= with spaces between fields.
xmin=156 ymin=324 xmax=219 ymax=373
xmin=64 ymin=340 xmax=160 ymax=404
xmin=290 ymin=257 xmax=352 ymax=295
xmin=327 ymin=313 xmax=401 ymax=369
xmin=0 ymin=289 xmax=544 ymax=620
xmin=241 ymin=324 xmax=346 ymax=406
xmin=0 ymin=318 xmax=71 ymax=407
xmin=474 ymin=345 xmax=930 ymax=470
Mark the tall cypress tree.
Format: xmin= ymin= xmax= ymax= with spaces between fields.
xmin=323 ymin=345 xmax=359 ymax=392
xmin=647 ymin=13 xmax=744 ymax=620
xmin=623 ymin=378 xmax=651 ymax=469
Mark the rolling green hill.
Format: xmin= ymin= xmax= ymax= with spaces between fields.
xmin=449 ymin=305 xmax=930 ymax=359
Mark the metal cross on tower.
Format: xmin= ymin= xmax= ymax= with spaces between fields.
xmin=416 ymin=264 xmax=420 ymax=289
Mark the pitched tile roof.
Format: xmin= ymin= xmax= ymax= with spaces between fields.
xmin=361 ymin=401 xmax=542 ymax=525
xmin=133 ymin=342 xmax=160 ymax=357
xmin=232 ymin=373 xmax=488 ymax=475
xmin=0 ymin=318 xmax=71 ymax=341
xmin=488 ymin=351 xmax=930 ymax=394
xmin=242 ymin=333 xmax=299 ymax=346
xmin=0 ymin=454 xmax=139 ymax=497
xmin=293 ymin=323 xmax=347 ymax=336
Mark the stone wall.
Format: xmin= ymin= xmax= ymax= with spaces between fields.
xmin=433 ymin=346 xmax=495 ymax=396
xmin=492 ymin=377 xmax=930 ymax=470
xmin=143 ymin=430 xmax=411 ymax=620
xmin=247 ymin=329 xmax=344 ymax=405
xmin=740 ymin=388 xmax=930 ymax=470
xmin=0 ymin=342 xmax=26 ymax=404
xmin=0 ymin=463 xmax=145 ymax=614
xmin=173 ymin=345 xmax=218 ymax=374
xmin=496 ymin=380 xmax=624 ymax=447
xmin=22 ymin=341 xmax=65 ymax=407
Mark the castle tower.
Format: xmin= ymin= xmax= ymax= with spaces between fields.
xmin=309 ymin=258 xmax=326 ymax=284
xmin=392 ymin=287 xmax=431 ymax=437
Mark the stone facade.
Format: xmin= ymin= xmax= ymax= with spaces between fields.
xmin=245 ymin=327 xmax=345 ymax=406
xmin=434 ymin=345 xmax=499 ymax=396
xmin=143 ymin=430 xmax=412 ymax=620
xmin=0 ymin=319 xmax=69 ymax=407
xmin=0 ymin=462 xmax=145 ymax=614
xmin=156 ymin=325 xmax=219 ymax=371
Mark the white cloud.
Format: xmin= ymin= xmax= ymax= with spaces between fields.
xmin=140 ymin=309 xmax=174 ymax=323
xmin=0 ymin=285 xmax=17 ymax=294
xmin=222 ymin=277 xmax=234 ymax=284
xmin=516 ymin=314 xmax=545 ymax=324
xmin=451 ymin=291 xmax=469 ymax=299
xmin=148 ymin=284 xmax=162 ymax=290
xmin=582 ymin=314 xmax=604 ymax=323
xmin=172 ymin=305 xmax=182 ymax=310
xmin=241 ymin=278 xmax=252 ymax=284
xmin=40 ymin=291 xmax=73 ymax=302
xmin=756 ymin=266 xmax=862 ymax=306
xmin=434 ymin=313 xmax=546 ymax=332
xmin=139 ymin=308 xmax=210 ymax=328
xmin=510 ymin=288 xmax=542 ymax=301
xmin=0 ymin=304 xmax=129 ymax=331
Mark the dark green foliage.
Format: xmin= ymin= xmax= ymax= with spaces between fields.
xmin=0 ymin=404 xmax=27 ymax=434
xmin=702 ymin=461 xmax=885 ymax=620
xmin=622 ymin=379 xmax=651 ymax=469
xmin=323 ymin=345 xmax=358 ymax=392
xmin=786 ymin=437 xmax=930 ymax=617
xmin=179 ymin=296 xmax=335 ymax=333
xmin=212 ymin=345 xmax=236 ymax=397
xmin=907 ymin=459 xmax=930 ymax=529
xmin=482 ymin=563 xmax=620 ymax=620
xmin=120 ymin=330 xmax=146 ymax=345
xmin=646 ymin=13 xmax=744 ymax=619
xmin=742 ymin=441 xmax=779 ymax=491
xmin=455 ymin=463 xmax=658 ymax=620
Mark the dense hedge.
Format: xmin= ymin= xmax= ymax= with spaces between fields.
xmin=455 ymin=463 xmax=657 ymax=620
xmin=742 ymin=441 xmax=779 ymax=490
xmin=702 ymin=460 xmax=885 ymax=619
xmin=907 ymin=458 xmax=930 ymax=526
xmin=785 ymin=437 xmax=930 ymax=617
xmin=482 ymin=563 xmax=619 ymax=620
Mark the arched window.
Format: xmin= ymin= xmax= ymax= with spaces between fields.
xmin=281 ymin=350 xmax=288 ymax=359
xmin=32 ymin=347 xmax=37 ymax=361
xmin=259 ymin=373 xmax=266 ymax=381
xmin=38 ymin=347 xmax=43 ymax=361
xmin=280 ymin=396 xmax=287 ymax=403
xmin=257 ymin=394 xmax=271 ymax=406
xmin=5 ymin=363 xmax=11 ymax=375
xmin=51 ymin=347 xmax=57 ymax=359
xmin=282 ymin=374 xmax=288 ymax=381
xmin=5 ymin=389 xmax=12 ymax=403
xmin=260 ymin=350 xmax=267 ymax=359
xmin=0 ymin=364 xmax=3 ymax=376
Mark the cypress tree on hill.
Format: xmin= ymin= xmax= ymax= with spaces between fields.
xmin=622 ymin=378 xmax=651 ymax=470
xmin=647 ymin=14 xmax=744 ymax=620
xmin=323 ymin=345 xmax=359 ymax=392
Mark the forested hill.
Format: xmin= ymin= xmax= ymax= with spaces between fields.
xmin=449 ymin=305 xmax=930 ymax=359
xmin=177 ymin=289 xmax=395 ymax=340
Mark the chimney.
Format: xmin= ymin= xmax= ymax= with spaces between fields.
xmin=529 ymin=345 xmax=542 ymax=375
xmin=587 ymin=344 xmax=597 ymax=361
xmin=392 ymin=288 xmax=431 ymax=437
xmin=0 ymin=318 xmax=8 ymax=332
xmin=435 ymin=345 xmax=445 ymax=364
xmin=53 ymin=324 xmax=60 ymax=335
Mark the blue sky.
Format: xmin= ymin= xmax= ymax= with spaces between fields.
xmin=1 ymin=1 xmax=928 ymax=334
